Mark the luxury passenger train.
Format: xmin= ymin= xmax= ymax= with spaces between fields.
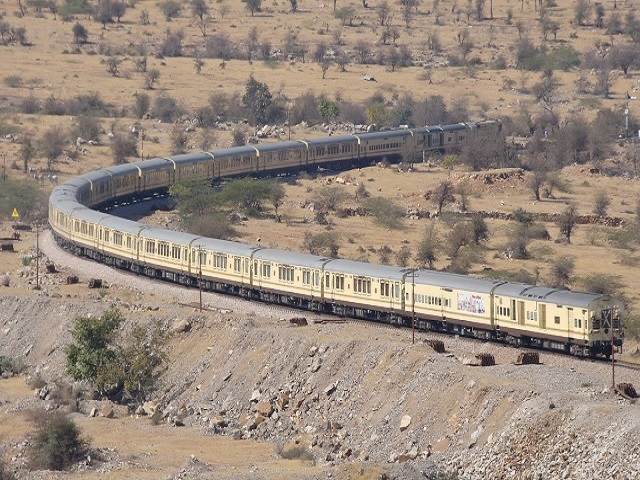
xmin=49 ymin=120 xmax=623 ymax=357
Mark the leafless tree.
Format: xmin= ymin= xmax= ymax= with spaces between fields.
xmin=431 ymin=180 xmax=455 ymax=215
xmin=557 ymin=203 xmax=578 ymax=243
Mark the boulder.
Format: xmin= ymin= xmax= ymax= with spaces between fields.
xmin=210 ymin=415 xmax=227 ymax=427
xmin=100 ymin=403 xmax=114 ymax=419
xmin=399 ymin=415 xmax=411 ymax=431
xmin=324 ymin=383 xmax=336 ymax=396
xmin=255 ymin=401 xmax=274 ymax=417
xmin=277 ymin=392 xmax=289 ymax=410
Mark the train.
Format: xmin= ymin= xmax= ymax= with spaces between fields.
xmin=48 ymin=120 xmax=624 ymax=357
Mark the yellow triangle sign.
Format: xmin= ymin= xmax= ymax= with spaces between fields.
xmin=11 ymin=208 xmax=20 ymax=219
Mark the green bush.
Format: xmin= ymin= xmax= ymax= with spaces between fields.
xmin=0 ymin=356 xmax=26 ymax=376
xmin=4 ymin=75 xmax=23 ymax=88
xmin=520 ymin=46 xmax=581 ymax=71
xmin=362 ymin=197 xmax=405 ymax=229
xmin=28 ymin=410 xmax=88 ymax=471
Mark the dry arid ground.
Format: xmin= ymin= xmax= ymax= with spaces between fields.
xmin=2 ymin=0 xmax=640 ymax=477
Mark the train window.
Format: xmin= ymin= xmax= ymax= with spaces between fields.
xmin=395 ymin=284 xmax=400 ymax=298
xmin=302 ymin=270 xmax=311 ymax=285
xmin=172 ymin=246 xmax=181 ymax=259
xmin=380 ymin=281 xmax=390 ymax=297
xmin=126 ymin=236 xmax=132 ymax=249
xmin=354 ymin=277 xmax=371 ymax=294
xmin=325 ymin=273 xmax=330 ymax=288
xmin=554 ymin=316 xmax=561 ymax=324
xmin=104 ymin=229 xmax=110 ymax=243
xmin=114 ymin=232 xmax=123 ymax=246
xmin=213 ymin=253 xmax=227 ymax=270
xmin=158 ymin=242 xmax=169 ymax=257
xmin=199 ymin=251 xmax=207 ymax=266
xmin=315 ymin=271 xmax=320 ymax=286
xmin=234 ymin=257 xmax=242 ymax=273
xmin=81 ymin=222 xmax=88 ymax=235
xmin=146 ymin=240 xmax=155 ymax=254
xmin=262 ymin=262 xmax=271 ymax=278
xmin=279 ymin=265 xmax=294 ymax=283
xmin=334 ymin=275 xmax=345 ymax=291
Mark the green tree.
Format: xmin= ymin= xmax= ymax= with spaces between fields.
xmin=242 ymin=74 xmax=272 ymax=125
xmin=243 ymin=0 xmax=262 ymax=15
xmin=319 ymin=96 xmax=340 ymax=123
xmin=362 ymin=197 xmax=405 ymax=229
xmin=158 ymin=0 xmax=182 ymax=20
xmin=66 ymin=308 xmax=166 ymax=401
xmin=65 ymin=308 xmax=123 ymax=395
xmin=219 ymin=178 xmax=277 ymax=216
xmin=72 ymin=22 xmax=88 ymax=44
xmin=0 ymin=177 xmax=47 ymax=222
xmin=366 ymin=103 xmax=389 ymax=126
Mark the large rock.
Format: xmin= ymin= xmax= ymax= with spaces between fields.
xmin=255 ymin=401 xmax=274 ymax=417
xmin=399 ymin=415 xmax=411 ymax=431
xmin=100 ymin=403 xmax=114 ymax=419
xmin=277 ymin=392 xmax=289 ymax=410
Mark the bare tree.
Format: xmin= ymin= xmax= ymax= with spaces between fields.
xmin=431 ymin=180 xmax=455 ymax=215
xmin=527 ymin=156 xmax=548 ymax=201
xmin=549 ymin=256 xmax=575 ymax=289
xmin=557 ymin=203 xmax=578 ymax=243
xmin=144 ymin=68 xmax=160 ymax=89
xmin=40 ymin=126 xmax=66 ymax=170
xmin=376 ymin=1 xmax=390 ymax=25
xmin=574 ymin=0 xmax=592 ymax=26
xmin=593 ymin=191 xmax=611 ymax=217
xmin=395 ymin=245 xmax=411 ymax=267
xmin=416 ymin=224 xmax=439 ymax=268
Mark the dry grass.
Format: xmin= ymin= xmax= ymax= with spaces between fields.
xmin=2 ymin=2 xmax=640 ymax=311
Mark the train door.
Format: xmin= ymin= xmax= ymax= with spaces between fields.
xmin=568 ymin=308 xmax=574 ymax=335
xmin=394 ymin=282 xmax=401 ymax=311
xmin=517 ymin=301 xmax=525 ymax=325
xmin=439 ymin=133 xmax=445 ymax=146
xmin=538 ymin=304 xmax=547 ymax=329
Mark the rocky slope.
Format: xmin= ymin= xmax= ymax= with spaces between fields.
xmin=1 ymin=233 xmax=639 ymax=479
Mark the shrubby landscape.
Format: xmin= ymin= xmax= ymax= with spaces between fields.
xmin=2 ymin=0 xmax=640 ymax=477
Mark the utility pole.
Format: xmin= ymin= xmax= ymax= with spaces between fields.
xmin=411 ymin=270 xmax=415 ymax=345
xmin=198 ymin=245 xmax=203 ymax=312
xmin=611 ymin=308 xmax=616 ymax=390
xmin=35 ymin=223 xmax=40 ymax=290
